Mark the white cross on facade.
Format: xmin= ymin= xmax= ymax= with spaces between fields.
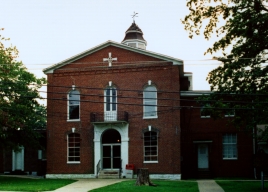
xmin=103 ymin=52 xmax=117 ymax=67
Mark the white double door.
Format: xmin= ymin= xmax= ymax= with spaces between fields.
xmin=102 ymin=144 xmax=121 ymax=170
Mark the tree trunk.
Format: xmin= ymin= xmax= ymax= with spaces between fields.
xmin=135 ymin=168 xmax=156 ymax=186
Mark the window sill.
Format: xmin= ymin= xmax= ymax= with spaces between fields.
xmin=201 ymin=116 xmax=210 ymax=118
xmin=67 ymin=119 xmax=80 ymax=122
xmin=143 ymin=116 xmax=158 ymax=119
xmin=67 ymin=162 xmax=81 ymax=164
xmin=223 ymin=158 xmax=237 ymax=160
xmin=143 ymin=161 xmax=158 ymax=164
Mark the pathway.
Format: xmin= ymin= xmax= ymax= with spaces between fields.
xmin=197 ymin=180 xmax=225 ymax=192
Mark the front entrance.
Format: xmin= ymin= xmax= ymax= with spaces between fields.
xmin=102 ymin=144 xmax=121 ymax=169
xmin=12 ymin=147 xmax=24 ymax=171
xmin=102 ymin=129 xmax=121 ymax=170
xmin=198 ymin=144 xmax=209 ymax=169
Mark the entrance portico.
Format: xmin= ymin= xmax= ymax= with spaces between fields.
xmin=93 ymin=123 xmax=129 ymax=176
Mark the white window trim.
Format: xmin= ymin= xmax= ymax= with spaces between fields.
xmin=143 ymin=161 xmax=158 ymax=163
xmin=143 ymin=86 xmax=157 ymax=118
xmin=104 ymin=87 xmax=117 ymax=113
xmin=144 ymin=131 xmax=158 ymax=162
xmin=222 ymin=134 xmax=238 ymax=160
xmin=143 ymin=116 xmax=158 ymax=119
xmin=67 ymin=133 xmax=81 ymax=164
xmin=67 ymin=90 xmax=80 ymax=121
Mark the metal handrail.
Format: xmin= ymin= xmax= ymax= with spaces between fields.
xmin=96 ymin=159 xmax=101 ymax=178
xmin=119 ymin=159 xmax=122 ymax=179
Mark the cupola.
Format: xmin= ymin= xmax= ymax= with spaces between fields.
xmin=122 ymin=21 xmax=147 ymax=49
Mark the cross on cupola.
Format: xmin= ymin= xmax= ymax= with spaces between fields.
xmin=103 ymin=52 xmax=117 ymax=67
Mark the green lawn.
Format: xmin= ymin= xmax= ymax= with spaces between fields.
xmin=216 ymin=180 xmax=268 ymax=192
xmin=90 ymin=180 xmax=199 ymax=192
xmin=0 ymin=176 xmax=76 ymax=192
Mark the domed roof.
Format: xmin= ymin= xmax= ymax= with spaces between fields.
xmin=122 ymin=22 xmax=147 ymax=49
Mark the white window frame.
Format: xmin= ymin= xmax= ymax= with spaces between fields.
xmin=143 ymin=131 xmax=158 ymax=163
xmin=67 ymin=90 xmax=80 ymax=121
xmin=67 ymin=133 xmax=81 ymax=164
xmin=104 ymin=87 xmax=117 ymax=121
xmin=143 ymin=86 xmax=158 ymax=119
xmin=223 ymin=133 xmax=237 ymax=160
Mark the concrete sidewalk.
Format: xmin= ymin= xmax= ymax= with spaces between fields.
xmin=197 ymin=180 xmax=224 ymax=192
xmin=52 ymin=179 xmax=123 ymax=192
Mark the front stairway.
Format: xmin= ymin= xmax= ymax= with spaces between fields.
xmin=98 ymin=170 xmax=121 ymax=179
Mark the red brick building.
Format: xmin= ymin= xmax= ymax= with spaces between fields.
xmin=43 ymin=22 xmax=256 ymax=179
xmin=180 ymin=91 xmax=254 ymax=179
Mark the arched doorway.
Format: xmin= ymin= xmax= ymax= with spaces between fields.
xmin=102 ymin=129 xmax=121 ymax=169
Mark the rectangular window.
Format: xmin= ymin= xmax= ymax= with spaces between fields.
xmin=68 ymin=133 xmax=80 ymax=163
xmin=223 ymin=134 xmax=237 ymax=159
xmin=143 ymin=86 xmax=157 ymax=118
xmin=225 ymin=109 xmax=235 ymax=117
xmin=68 ymin=90 xmax=80 ymax=120
xmin=144 ymin=131 xmax=158 ymax=162
xmin=200 ymin=104 xmax=211 ymax=118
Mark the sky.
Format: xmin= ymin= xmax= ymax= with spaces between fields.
xmin=1 ymin=0 xmax=222 ymax=93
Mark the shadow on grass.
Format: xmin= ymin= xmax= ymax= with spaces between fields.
xmin=216 ymin=180 xmax=268 ymax=192
xmin=0 ymin=176 xmax=76 ymax=192
xmin=90 ymin=180 xmax=199 ymax=192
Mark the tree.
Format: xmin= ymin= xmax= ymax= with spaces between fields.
xmin=0 ymin=28 xmax=47 ymax=150
xmin=182 ymin=0 xmax=268 ymax=138
xmin=135 ymin=168 xmax=156 ymax=186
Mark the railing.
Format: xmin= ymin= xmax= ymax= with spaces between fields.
xmin=91 ymin=111 xmax=128 ymax=123
xmin=119 ymin=159 xmax=122 ymax=179
xmin=96 ymin=160 xmax=101 ymax=178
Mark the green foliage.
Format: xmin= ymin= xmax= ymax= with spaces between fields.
xmin=0 ymin=28 xmax=47 ymax=150
xmin=183 ymin=0 xmax=268 ymax=136
xmin=0 ymin=176 xmax=76 ymax=191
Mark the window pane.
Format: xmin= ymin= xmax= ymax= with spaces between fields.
xmin=144 ymin=86 xmax=157 ymax=117
xmin=68 ymin=133 xmax=80 ymax=162
xmin=144 ymin=131 xmax=158 ymax=161
xmin=69 ymin=105 xmax=79 ymax=119
xmin=69 ymin=90 xmax=80 ymax=119
xmin=222 ymin=134 xmax=237 ymax=159
xmin=112 ymin=89 xmax=116 ymax=111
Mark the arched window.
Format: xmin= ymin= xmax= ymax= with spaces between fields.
xmin=144 ymin=131 xmax=158 ymax=162
xmin=143 ymin=86 xmax=157 ymax=118
xmin=67 ymin=133 xmax=80 ymax=163
xmin=68 ymin=90 xmax=80 ymax=120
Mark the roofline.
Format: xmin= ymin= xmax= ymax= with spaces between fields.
xmin=180 ymin=90 xmax=213 ymax=97
xmin=43 ymin=40 xmax=184 ymax=74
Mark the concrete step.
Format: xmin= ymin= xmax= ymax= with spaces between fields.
xmin=98 ymin=170 xmax=120 ymax=179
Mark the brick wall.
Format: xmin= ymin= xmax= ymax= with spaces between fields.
xmin=180 ymin=96 xmax=254 ymax=178
xmin=46 ymin=46 xmax=181 ymax=174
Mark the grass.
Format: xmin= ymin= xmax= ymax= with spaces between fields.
xmin=90 ymin=180 xmax=199 ymax=192
xmin=216 ymin=180 xmax=268 ymax=192
xmin=0 ymin=176 xmax=76 ymax=192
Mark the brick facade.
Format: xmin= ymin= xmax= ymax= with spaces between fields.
xmin=180 ymin=94 xmax=254 ymax=179
xmin=45 ymin=44 xmax=182 ymax=177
